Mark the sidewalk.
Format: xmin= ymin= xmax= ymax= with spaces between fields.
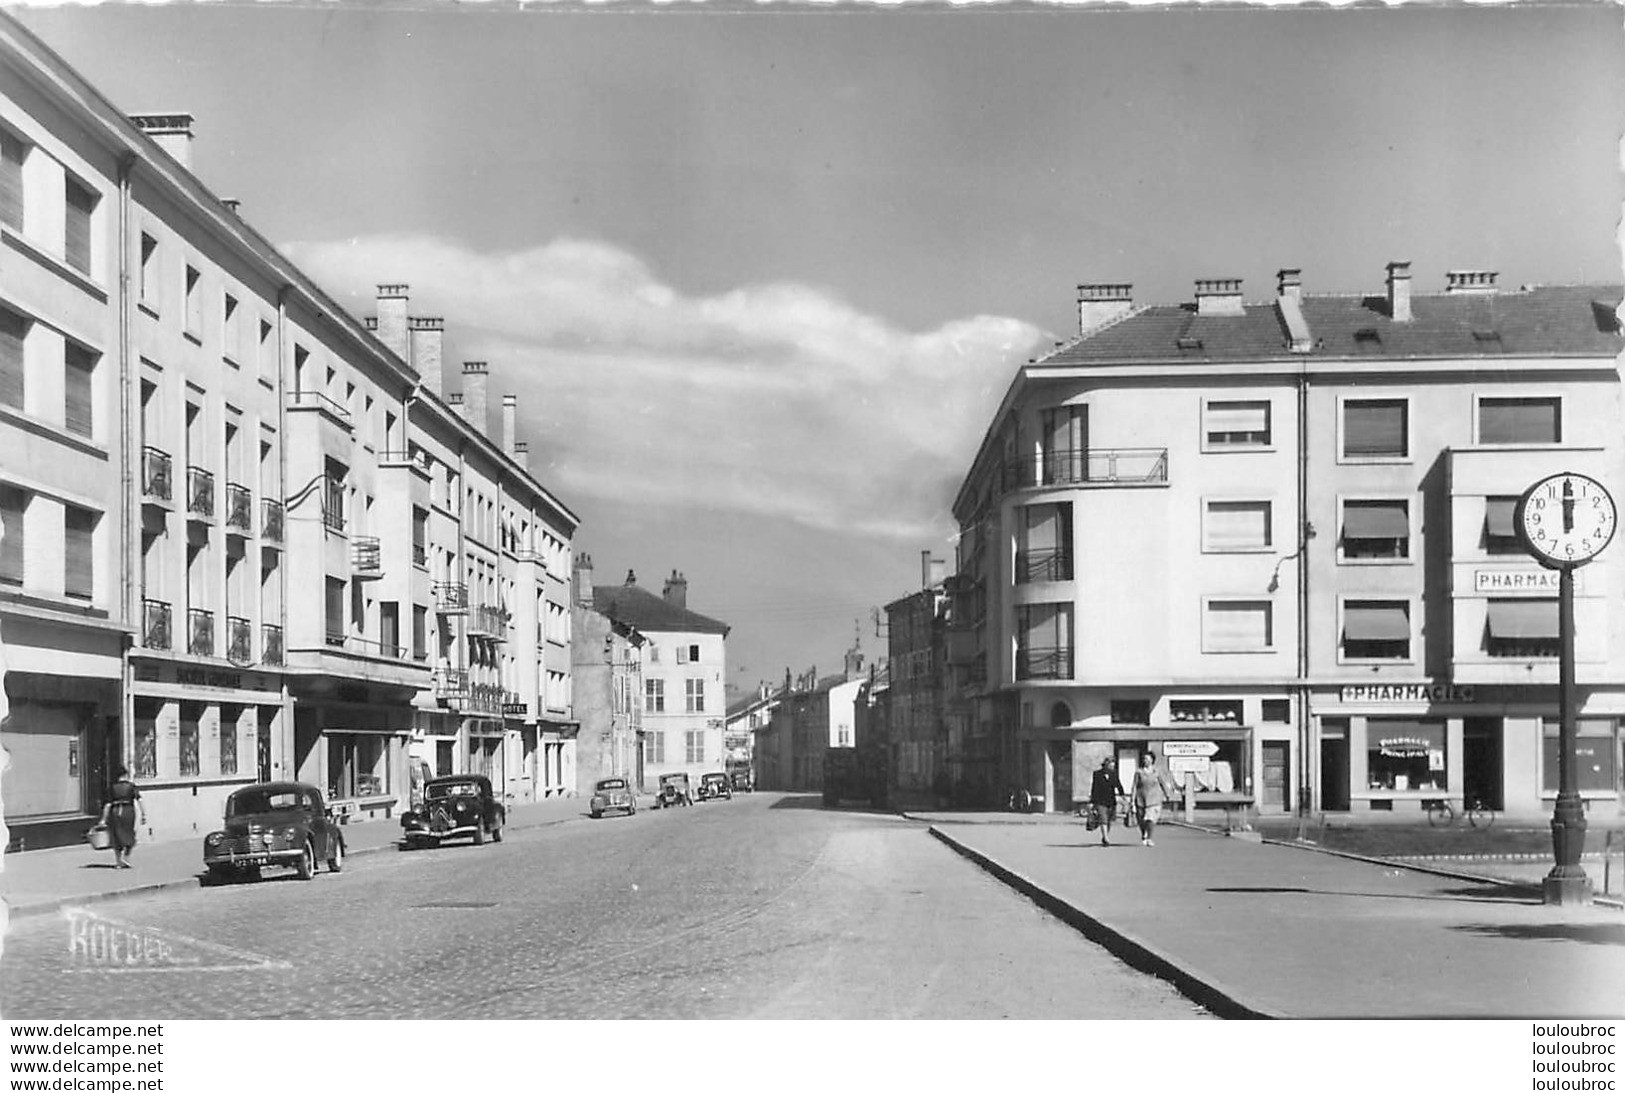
xmin=1 ymin=793 xmax=596 ymax=921
xmin=909 ymin=811 xmax=1625 ymax=1018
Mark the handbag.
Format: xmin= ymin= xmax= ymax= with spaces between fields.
xmin=86 ymin=823 xmax=112 ymax=851
xmin=1084 ymin=804 xmax=1101 ymax=831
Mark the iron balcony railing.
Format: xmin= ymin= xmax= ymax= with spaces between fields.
xmin=468 ymin=603 xmax=509 ymax=640
xmin=142 ymin=598 xmax=172 ymax=651
xmin=186 ymin=466 xmax=215 ymax=519
xmin=321 ymin=502 xmax=346 ymax=535
xmin=141 ymin=447 xmax=172 ymax=503
xmin=261 ymin=623 xmax=284 ymax=666
xmin=350 ymin=535 xmax=382 ymax=579
xmin=261 ymin=499 xmax=285 ymax=544
xmin=188 ymin=607 xmax=215 ymax=657
xmin=285 ymin=389 xmax=353 ymax=426
xmin=514 ymin=548 xmax=545 ymax=565
xmin=1015 ymin=645 xmax=1073 ymax=681
xmin=226 ymin=615 xmax=252 ymax=664
xmin=433 ymin=582 xmax=469 ymax=615
xmin=433 ymin=667 xmax=468 ymax=699
xmin=225 ymin=483 xmax=253 ymax=535
xmin=466 ymin=682 xmax=503 ymax=713
xmin=1016 ymin=547 xmax=1073 ymax=583
xmin=336 ymin=634 xmax=403 ymax=659
xmin=1001 ymin=448 xmax=1169 ymax=492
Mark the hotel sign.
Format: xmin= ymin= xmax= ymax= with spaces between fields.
xmin=1474 ymin=569 xmax=1567 ymax=594
xmin=1338 ymin=683 xmax=1475 ymax=704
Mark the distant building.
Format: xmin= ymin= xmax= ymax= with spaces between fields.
xmin=885 ymin=552 xmax=954 ymax=807
xmin=570 ymin=554 xmax=644 ymax=792
xmin=725 ymin=681 xmax=784 ymax=780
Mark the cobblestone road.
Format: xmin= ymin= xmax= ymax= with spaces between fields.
xmin=1 ymin=794 xmax=1209 ymax=1019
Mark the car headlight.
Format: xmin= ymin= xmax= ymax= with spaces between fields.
xmin=205 ymin=833 xmax=223 ymax=847
xmin=279 ymin=826 xmax=299 ymax=842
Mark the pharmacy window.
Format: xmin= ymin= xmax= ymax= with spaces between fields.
xmin=1541 ymin=719 xmax=1619 ymax=794
xmin=1366 ymin=718 xmax=1446 ymax=792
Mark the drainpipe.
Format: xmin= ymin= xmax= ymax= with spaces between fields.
xmin=276 ymin=284 xmax=291 ymax=782
xmin=1296 ymin=369 xmax=1312 ymax=815
xmin=117 ymin=151 xmax=136 ymax=809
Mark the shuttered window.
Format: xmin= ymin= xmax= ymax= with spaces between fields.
xmin=0 ymin=484 xmax=25 ymax=586
xmin=64 ymin=342 xmax=95 ymax=438
xmin=1479 ymin=397 xmax=1560 ymax=445
xmin=1342 ymin=600 xmax=1411 ymax=660
xmin=325 ymin=577 xmax=345 ymax=643
xmin=1204 ymin=400 xmax=1271 ymax=447
xmin=0 ymin=305 xmax=25 ymax=410
xmin=63 ymin=175 xmax=95 ymax=275
xmin=64 ymin=504 xmax=95 ymax=600
xmin=0 ymin=129 xmax=24 ymax=231
xmin=1204 ymin=500 xmax=1272 ymax=551
xmin=1341 ymin=499 xmax=1410 ymax=559
xmin=1343 ymin=399 xmax=1408 ymax=458
xmin=1204 ymin=600 xmax=1273 ymax=651
xmin=1485 ymin=496 xmax=1522 ymax=554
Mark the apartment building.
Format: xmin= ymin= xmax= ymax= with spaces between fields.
xmin=951 ymin=266 xmax=1625 ymax=820
xmin=588 ymin=563 xmax=729 ymax=786
xmin=570 ymin=553 xmax=645 ymax=792
xmin=885 ymin=553 xmax=952 ymax=808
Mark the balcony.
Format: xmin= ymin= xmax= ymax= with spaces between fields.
xmin=225 ymin=483 xmax=253 ymax=537
xmin=466 ymin=682 xmax=503 ymax=714
xmin=514 ymin=548 xmax=545 ymax=566
xmin=261 ymin=499 xmax=284 ymax=545
xmin=351 ymin=536 xmax=383 ymax=580
xmin=141 ymin=447 xmax=172 ymax=507
xmin=226 ymin=614 xmax=252 ymax=665
xmin=141 ymin=598 xmax=172 ymax=651
xmin=1016 ymin=645 xmax=1073 ymax=681
xmin=468 ymin=603 xmax=510 ymax=641
xmin=261 ymin=623 xmax=284 ymax=666
xmin=433 ymin=667 xmax=468 ymax=700
xmin=1016 ymin=547 xmax=1073 ymax=584
xmin=285 ymin=390 xmax=353 ymax=428
xmin=331 ymin=633 xmax=404 ymax=660
xmin=321 ymin=502 xmax=346 ymax=535
xmin=1002 ymin=448 xmax=1168 ymax=492
xmin=188 ymin=607 xmax=215 ymax=658
xmin=433 ymin=582 xmax=469 ymax=615
xmin=186 ymin=466 xmax=215 ymax=522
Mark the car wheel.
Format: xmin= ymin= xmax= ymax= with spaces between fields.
xmin=491 ymin=822 xmax=503 ymax=843
xmin=327 ymin=839 xmax=344 ymax=873
xmin=591 ymin=809 xmax=602 ymax=819
xmin=295 ymin=842 xmax=315 ymax=881
xmin=474 ymin=822 xmax=486 ymax=846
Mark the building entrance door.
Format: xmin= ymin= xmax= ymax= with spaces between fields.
xmin=1048 ymin=741 xmax=1073 ymax=812
xmin=1262 ymin=741 xmax=1290 ymax=812
xmin=1463 ymin=717 xmax=1504 ymax=810
xmin=1319 ymin=718 xmax=1350 ymax=811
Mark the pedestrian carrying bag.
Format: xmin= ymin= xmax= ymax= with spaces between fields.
xmin=85 ymin=824 xmax=112 ymax=851
xmin=1085 ymin=805 xmax=1101 ymax=831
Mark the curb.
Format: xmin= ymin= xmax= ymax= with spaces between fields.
xmin=927 ymin=824 xmax=1279 ymax=1020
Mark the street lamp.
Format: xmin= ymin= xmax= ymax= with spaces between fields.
xmin=1515 ymin=471 xmax=1618 ymax=906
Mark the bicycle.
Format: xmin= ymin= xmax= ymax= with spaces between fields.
xmin=1422 ymin=796 xmax=1496 ymax=828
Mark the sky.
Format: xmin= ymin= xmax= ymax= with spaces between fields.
xmin=12 ymin=2 xmax=1623 ymax=702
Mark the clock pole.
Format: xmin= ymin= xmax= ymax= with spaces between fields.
xmin=1544 ymin=561 xmax=1591 ymax=905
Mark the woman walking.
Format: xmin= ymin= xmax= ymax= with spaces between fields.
xmin=1087 ymin=757 xmax=1120 ymax=846
xmin=101 ymin=766 xmax=146 ymax=869
xmin=1132 ymin=751 xmax=1172 ymax=847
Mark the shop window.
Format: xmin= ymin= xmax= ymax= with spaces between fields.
xmin=1485 ymin=599 xmax=1559 ymax=658
xmin=329 ymin=734 xmax=387 ymax=799
xmin=1169 ymin=699 xmax=1242 ymax=724
xmin=1261 ymin=699 xmax=1291 ymax=723
xmin=132 ymin=698 xmax=160 ymax=779
xmin=1110 ymin=699 xmax=1150 ymax=725
xmin=220 ymin=704 xmax=241 ymax=777
xmin=1366 ymin=718 xmax=1446 ymax=792
xmin=644 ymin=730 xmax=665 ymax=765
xmin=1342 ymin=398 xmax=1408 ymax=460
xmin=178 ymin=701 xmax=202 ymax=778
xmin=1479 ymin=396 xmax=1560 ymax=445
xmin=1203 ymin=399 xmax=1271 ymax=449
xmin=1483 ymin=497 xmax=1522 ymax=555
xmin=1541 ymin=719 xmax=1619 ymax=794
xmin=1340 ymin=499 xmax=1409 ymax=560
xmin=1202 ymin=599 xmax=1273 ymax=652
xmin=1203 ymin=500 xmax=1271 ymax=552
xmin=1341 ymin=600 xmax=1411 ymax=661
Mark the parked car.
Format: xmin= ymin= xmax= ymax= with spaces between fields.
xmin=203 ymin=781 xmax=345 ymax=884
xmin=653 ymin=772 xmax=692 ymax=808
xmin=729 ymin=770 xmax=754 ymax=793
xmin=696 ymin=772 xmax=733 ymax=802
xmin=590 ymin=777 xmax=638 ymax=818
xmin=400 ymin=774 xmax=505 ymax=848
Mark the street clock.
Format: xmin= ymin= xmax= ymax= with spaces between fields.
xmin=1516 ymin=472 xmax=1617 ymax=568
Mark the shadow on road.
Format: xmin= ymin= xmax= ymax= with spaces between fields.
xmin=1205 ymin=884 xmax=1540 ymax=907
xmin=1448 ymin=921 xmax=1625 ymax=947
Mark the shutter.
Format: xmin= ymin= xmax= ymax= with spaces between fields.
xmin=64 ymin=505 xmax=95 ymax=600
xmin=1206 ymin=501 xmax=1271 ymax=550
xmin=1485 ymin=497 xmax=1518 ymax=537
xmin=1342 ymin=500 xmax=1409 ymax=540
xmin=1486 ymin=599 xmax=1560 ymax=640
xmin=0 ymin=306 xmax=25 ymax=409
xmin=64 ymin=343 xmax=95 ymax=438
xmin=326 ymin=578 xmax=345 ymax=639
xmin=1023 ymin=505 xmax=1059 ymax=552
xmin=0 ymin=485 xmax=25 ymax=585
xmin=1343 ymin=602 xmax=1410 ymax=641
xmin=1206 ymin=601 xmax=1270 ymax=650
xmin=0 ymin=130 xmax=23 ymax=231
xmin=1344 ymin=400 xmax=1407 ymax=457
xmin=64 ymin=176 xmax=94 ymax=275
xmin=1480 ymin=398 xmax=1560 ymax=445
xmin=1205 ymin=401 xmax=1269 ymax=439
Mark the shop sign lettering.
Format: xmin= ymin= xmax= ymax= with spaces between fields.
xmin=175 ymin=667 xmax=244 ymax=690
xmin=1338 ymin=683 xmax=1475 ymax=704
xmin=1474 ymin=570 xmax=1566 ymax=594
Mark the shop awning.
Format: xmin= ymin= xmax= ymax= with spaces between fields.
xmin=1485 ymin=497 xmax=1517 ymax=537
xmin=1487 ymin=599 xmax=1559 ymax=640
xmin=1343 ymin=603 xmax=1410 ymax=641
xmin=1343 ymin=501 xmax=1409 ymax=540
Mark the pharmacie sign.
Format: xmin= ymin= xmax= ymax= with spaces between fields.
xmin=1473 ymin=569 xmax=1570 ymax=594
xmin=1338 ymin=683 xmax=1475 ymax=704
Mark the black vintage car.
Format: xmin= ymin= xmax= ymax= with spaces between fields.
xmin=203 ymin=781 xmax=346 ymax=884
xmin=653 ymin=772 xmax=692 ymax=808
xmin=729 ymin=770 xmax=754 ymax=793
xmin=696 ymin=772 xmax=733 ymax=802
xmin=400 ymin=774 xmax=505 ymax=848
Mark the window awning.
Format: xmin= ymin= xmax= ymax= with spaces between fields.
xmin=1487 ymin=599 xmax=1559 ymax=640
xmin=1344 ymin=604 xmax=1410 ymax=641
xmin=1343 ymin=502 xmax=1409 ymax=540
xmin=1485 ymin=497 xmax=1517 ymax=537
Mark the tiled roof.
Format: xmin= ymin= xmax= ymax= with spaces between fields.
xmin=1040 ymin=285 xmax=1623 ymax=365
xmin=591 ymin=584 xmax=730 ymax=637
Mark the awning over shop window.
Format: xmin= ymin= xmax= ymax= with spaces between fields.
xmin=1487 ymin=599 xmax=1559 ymax=639
xmin=1485 ymin=497 xmax=1517 ymax=537
xmin=1343 ymin=603 xmax=1410 ymax=641
xmin=1343 ymin=501 xmax=1409 ymax=540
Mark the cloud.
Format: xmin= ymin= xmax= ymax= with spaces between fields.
xmin=284 ymin=234 xmax=1047 ymax=539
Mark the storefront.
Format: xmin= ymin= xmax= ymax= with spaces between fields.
xmin=289 ymin=682 xmax=413 ymax=824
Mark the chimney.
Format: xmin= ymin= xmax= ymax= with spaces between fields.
xmin=374 ymin=285 xmax=410 ymax=357
xmin=222 ymin=198 xmax=242 ymax=216
xmin=1195 ymin=278 xmax=1245 ymax=316
xmin=461 ymin=361 xmax=489 ymax=435
xmin=1445 ymin=269 xmax=1499 ymax=296
xmin=1386 ymin=261 xmax=1413 ymax=322
xmin=625 ymin=569 xmax=637 ymax=586
xmin=573 ymin=552 xmax=594 ymax=608
xmin=663 ymin=570 xmax=688 ymax=609
xmin=447 ymin=392 xmax=464 ymax=417
xmin=1276 ymin=268 xmax=1313 ymax=353
xmin=501 ymin=394 xmax=517 ymax=455
xmin=1077 ymin=283 xmax=1134 ymax=334
xmin=513 ymin=440 xmax=530 ymax=471
xmin=130 ymin=113 xmax=194 ymax=171
xmin=408 ymin=317 xmax=444 ymax=395
xmin=921 ymin=550 xmax=947 ymax=590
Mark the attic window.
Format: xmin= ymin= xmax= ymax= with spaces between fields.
xmin=1176 ymin=336 xmax=1203 ymax=351
xmin=1472 ymin=329 xmax=1504 ymax=348
xmin=1353 ymin=328 xmax=1382 ymax=354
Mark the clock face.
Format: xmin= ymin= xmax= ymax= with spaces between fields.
xmin=1517 ymin=473 xmax=1617 ymax=567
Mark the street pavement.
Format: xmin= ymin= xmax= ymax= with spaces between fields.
xmin=911 ymin=810 xmax=1625 ymax=1019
